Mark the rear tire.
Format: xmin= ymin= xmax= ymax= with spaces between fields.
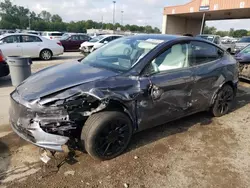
xmin=81 ymin=111 xmax=133 ymax=160
xmin=212 ymin=84 xmax=235 ymax=117
xmin=40 ymin=49 xmax=52 ymax=60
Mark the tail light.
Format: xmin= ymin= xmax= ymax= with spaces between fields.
xmin=0 ymin=50 xmax=5 ymax=62
xmin=50 ymin=36 xmax=53 ymax=39
xmin=57 ymin=42 xmax=62 ymax=46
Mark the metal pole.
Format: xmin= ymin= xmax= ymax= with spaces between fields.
xmin=121 ymin=11 xmax=124 ymax=26
xmin=113 ymin=1 xmax=116 ymax=32
xmin=200 ymin=13 xmax=205 ymax=34
xmin=101 ymin=15 xmax=103 ymax=30
xmin=29 ymin=16 xmax=31 ymax=30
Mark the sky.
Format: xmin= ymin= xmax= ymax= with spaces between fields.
xmin=11 ymin=0 xmax=250 ymax=31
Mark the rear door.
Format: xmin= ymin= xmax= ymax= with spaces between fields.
xmin=0 ymin=35 xmax=22 ymax=57
xmin=19 ymin=35 xmax=43 ymax=58
xmin=189 ymin=41 xmax=225 ymax=111
xmin=71 ymin=35 xmax=81 ymax=50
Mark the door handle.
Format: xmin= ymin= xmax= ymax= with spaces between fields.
xmin=16 ymin=45 xmax=20 ymax=47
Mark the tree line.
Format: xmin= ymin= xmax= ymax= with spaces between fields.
xmin=204 ymin=26 xmax=250 ymax=38
xmin=0 ymin=0 xmax=160 ymax=33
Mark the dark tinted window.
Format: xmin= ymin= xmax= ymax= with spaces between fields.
xmin=239 ymin=37 xmax=250 ymax=42
xmin=21 ymin=35 xmax=42 ymax=42
xmin=1 ymin=35 xmax=21 ymax=43
xmin=79 ymin=35 xmax=90 ymax=40
xmin=71 ymin=35 xmax=80 ymax=41
xmin=191 ymin=41 xmax=222 ymax=65
xmin=105 ymin=36 xmax=113 ymax=42
xmin=50 ymin=33 xmax=63 ymax=36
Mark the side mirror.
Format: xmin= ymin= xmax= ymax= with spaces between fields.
xmin=67 ymin=37 xmax=72 ymax=41
xmin=104 ymin=41 xmax=108 ymax=44
xmin=0 ymin=41 xmax=3 ymax=44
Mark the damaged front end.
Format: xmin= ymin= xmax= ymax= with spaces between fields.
xmin=9 ymin=87 xmax=109 ymax=152
xmin=239 ymin=62 xmax=250 ymax=81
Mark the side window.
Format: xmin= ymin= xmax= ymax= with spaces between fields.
xmin=21 ymin=35 xmax=42 ymax=43
xmin=71 ymin=35 xmax=79 ymax=41
xmin=190 ymin=41 xmax=223 ymax=66
xmin=79 ymin=35 xmax=89 ymax=40
xmin=146 ymin=43 xmax=191 ymax=75
xmin=102 ymin=37 xmax=112 ymax=43
xmin=214 ymin=37 xmax=220 ymax=44
xmin=1 ymin=35 xmax=21 ymax=43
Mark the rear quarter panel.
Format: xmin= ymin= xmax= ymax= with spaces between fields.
xmin=41 ymin=38 xmax=64 ymax=56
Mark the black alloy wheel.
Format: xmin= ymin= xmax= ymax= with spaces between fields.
xmin=212 ymin=85 xmax=235 ymax=117
xmin=82 ymin=111 xmax=133 ymax=160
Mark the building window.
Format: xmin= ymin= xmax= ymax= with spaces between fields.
xmin=240 ymin=2 xmax=245 ymax=8
xmin=190 ymin=7 xmax=194 ymax=12
xmin=172 ymin=9 xmax=175 ymax=14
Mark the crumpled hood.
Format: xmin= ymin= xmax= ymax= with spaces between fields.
xmin=81 ymin=41 xmax=96 ymax=47
xmin=16 ymin=61 xmax=118 ymax=101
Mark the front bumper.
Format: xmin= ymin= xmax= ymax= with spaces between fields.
xmin=79 ymin=46 xmax=93 ymax=53
xmin=9 ymin=93 xmax=69 ymax=152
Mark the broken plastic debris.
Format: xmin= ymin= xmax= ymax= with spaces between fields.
xmin=40 ymin=150 xmax=51 ymax=164
xmin=64 ymin=170 xmax=75 ymax=176
xmin=124 ymin=183 xmax=129 ymax=188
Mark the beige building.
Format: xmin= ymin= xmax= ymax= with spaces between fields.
xmin=162 ymin=0 xmax=250 ymax=36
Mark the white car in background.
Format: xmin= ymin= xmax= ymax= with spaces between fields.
xmin=80 ymin=34 xmax=122 ymax=53
xmin=0 ymin=33 xmax=64 ymax=60
xmin=42 ymin=31 xmax=64 ymax=40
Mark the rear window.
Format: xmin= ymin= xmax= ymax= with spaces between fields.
xmin=49 ymin=33 xmax=63 ymax=36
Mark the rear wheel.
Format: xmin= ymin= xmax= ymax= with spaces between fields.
xmin=81 ymin=111 xmax=133 ymax=160
xmin=212 ymin=84 xmax=234 ymax=117
xmin=40 ymin=49 xmax=52 ymax=60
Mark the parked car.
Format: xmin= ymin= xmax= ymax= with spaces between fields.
xmin=196 ymin=34 xmax=235 ymax=53
xmin=60 ymin=33 xmax=91 ymax=51
xmin=0 ymin=33 xmax=64 ymax=60
xmin=0 ymin=50 xmax=9 ymax=77
xmin=79 ymin=34 xmax=122 ymax=53
xmin=9 ymin=34 xmax=238 ymax=161
xmin=42 ymin=31 xmax=64 ymax=40
xmin=235 ymin=44 xmax=250 ymax=81
xmin=233 ymin=36 xmax=250 ymax=54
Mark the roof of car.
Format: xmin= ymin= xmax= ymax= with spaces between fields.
xmin=124 ymin=34 xmax=181 ymax=41
xmin=0 ymin=33 xmax=41 ymax=39
xmin=100 ymin=34 xmax=123 ymax=37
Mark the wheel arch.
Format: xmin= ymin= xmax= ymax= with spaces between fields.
xmin=210 ymin=80 xmax=237 ymax=106
xmin=104 ymin=99 xmax=137 ymax=131
xmin=40 ymin=48 xmax=53 ymax=56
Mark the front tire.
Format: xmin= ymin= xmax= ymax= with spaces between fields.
xmin=81 ymin=111 xmax=133 ymax=160
xmin=212 ymin=84 xmax=235 ymax=117
xmin=40 ymin=49 xmax=52 ymax=60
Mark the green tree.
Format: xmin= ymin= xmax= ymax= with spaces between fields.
xmin=51 ymin=14 xmax=62 ymax=23
xmin=203 ymin=26 xmax=217 ymax=35
xmin=39 ymin=10 xmax=51 ymax=22
xmin=233 ymin=29 xmax=248 ymax=38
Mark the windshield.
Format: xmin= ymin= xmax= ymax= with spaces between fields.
xmin=89 ymin=35 xmax=105 ymax=42
xmin=240 ymin=45 xmax=250 ymax=54
xmin=197 ymin=35 xmax=214 ymax=42
xmin=239 ymin=37 xmax=250 ymax=43
xmin=81 ymin=37 xmax=164 ymax=72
